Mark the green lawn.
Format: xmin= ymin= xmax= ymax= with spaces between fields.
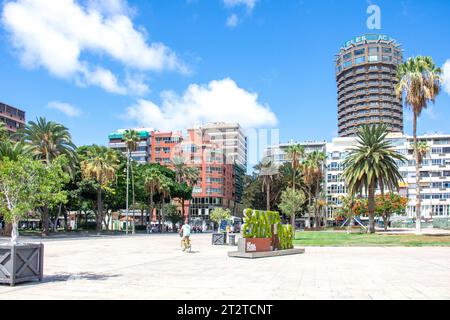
xmin=294 ymin=231 xmax=450 ymax=247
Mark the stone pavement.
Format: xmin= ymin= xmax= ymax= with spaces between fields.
xmin=1 ymin=234 xmax=450 ymax=300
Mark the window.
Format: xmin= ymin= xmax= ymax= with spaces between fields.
xmin=355 ymin=56 xmax=366 ymax=64
xmin=368 ymin=47 xmax=379 ymax=54
xmin=382 ymin=47 xmax=392 ymax=54
xmin=343 ymin=61 xmax=352 ymax=68
xmin=354 ymin=48 xmax=365 ymax=56
xmin=343 ymin=53 xmax=352 ymax=60
xmin=382 ymin=56 xmax=392 ymax=62
xmin=368 ymin=55 xmax=378 ymax=62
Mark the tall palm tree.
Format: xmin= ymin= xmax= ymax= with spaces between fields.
xmin=285 ymin=144 xmax=305 ymax=192
xmin=343 ymin=125 xmax=406 ymax=233
xmin=20 ymin=117 xmax=77 ymax=236
xmin=143 ymin=166 xmax=173 ymax=232
xmin=304 ymin=151 xmax=326 ymax=227
xmin=396 ymin=56 xmax=442 ymax=234
xmin=81 ymin=146 xmax=120 ymax=234
xmin=123 ymin=129 xmax=140 ymax=235
xmin=21 ymin=117 xmax=77 ymax=166
xmin=258 ymin=157 xmax=279 ymax=212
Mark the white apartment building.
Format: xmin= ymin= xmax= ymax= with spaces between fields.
xmin=266 ymin=133 xmax=450 ymax=220
xmin=199 ymin=122 xmax=248 ymax=168
xmin=326 ymin=133 xmax=450 ymax=219
xmin=264 ymin=140 xmax=327 ymax=165
xmin=108 ymin=128 xmax=153 ymax=164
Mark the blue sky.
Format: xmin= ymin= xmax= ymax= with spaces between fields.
xmin=1 ymin=0 xmax=449 ymax=150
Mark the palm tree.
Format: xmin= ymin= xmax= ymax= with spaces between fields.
xmin=171 ymin=156 xmax=200 ymax=223
xmin=343 ymin=124 xmax=406 ymax=234
xmin=416 ymin=141 xmax=430 ymax=166
xmin=0 ymin=140 xmax=30 ymax=161
xmin=81 ymin=146 xmax=120 ymax=234
xmin=123 ymin=129 xmax=140 ymax=235
xmin=304 ymin=151 xmax=326 ymax=227
xmin=285 ymin=144 xmax=305 ymax=192
xmin=396 ymin=56 xmax=442 ymax=234
xmin=20 ymin=117 xmax=77 ymax=236
xmin=21 ymin=117 xmax=77 ymax=166
xmin=258 ymin=157 xmax=279 ymax=212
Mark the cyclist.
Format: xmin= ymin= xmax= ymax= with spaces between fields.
xmin=180 ymin=222 xmax=192 ymax=252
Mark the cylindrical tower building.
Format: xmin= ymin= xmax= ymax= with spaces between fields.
xmin=336 ymin=34 xmax=404 ymax=137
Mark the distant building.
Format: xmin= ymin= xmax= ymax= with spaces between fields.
xmin=198 ymin=122 xmax=247 ymax=168
xmin=264 ymin=140 xmax=327 ymax=165
xmin=108 ymin=123 xmax=248 ymax=223
xmin=0 ymin=102 xmax=26 ymax=135
xmin=336 ymin=34 xmax=404 ymax=137
xmin=266 ymin=133 xmax=450 ymax=221
xmin=325 ymin=133 xmax=450 ymax=219
xmin=108 ymin=129 xmax=153 ymax=164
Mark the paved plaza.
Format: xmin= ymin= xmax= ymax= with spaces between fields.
xmin=1 ymin=233 xmax=450 ymax=300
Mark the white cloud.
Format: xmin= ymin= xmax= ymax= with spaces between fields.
xmin=226 ymin=14 xmax=239 ymax=28
xmin=1 ymin=0 xmax=187 ymax=94
xmin=443 ymin=60 xmax=450 ymax=95
xmin=223 ymin=0 xmax=258 ymax=11
xmin=125 ymin=78 xmax=278 ymax=131
xmin=47 ymin=101 xmax=82 ymax=117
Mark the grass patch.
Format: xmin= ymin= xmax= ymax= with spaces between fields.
xmin=294 ymin=231 xmax=450 ymax=247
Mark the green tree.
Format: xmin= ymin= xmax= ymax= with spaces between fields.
xmin=0 ymin=121 xmax=8 ymax=141
xmin=396 ymin=56 xmax=442 ymax=234
xmin=257 ymin=157 xmax=279 ymax=212
xmin=171 ymin=157 xmax=200 ymax=223
xmin=164 ymin=204 xmax=183 ymax=232
xmin=210 ymin=208 xmax=231 ymax=232
xmin=20 ymin=117 xmax=77 ymax=235
xmin=80 ymin=145 xmax=120 ymax=234
xmin=285 ymin=144 xmax=305 ymax=191
xmin=0 ymin=156 xmax=68 ymax=242
xmin=342 ymin=124 xmax=406 ymax=234
xmin=123 ymin=129 xmax=140 ymax=234
xmin=278 ymin=188 xmax=306 ymax=231
xmin=303 ymin=151 xmax=326 ymax=228
xmin=0 ymin=140 xmax=31 ymax=161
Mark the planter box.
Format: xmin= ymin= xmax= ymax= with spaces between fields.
xmin=0 ymin=243 xmax=44 ymax=286
xmin=238 ymin=238 xmax=272 ymax=253
xmin=212 ymin=233 xmax=226 ymax=245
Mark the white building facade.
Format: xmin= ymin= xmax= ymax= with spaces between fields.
xmin=266 ymin=133 xmax=450 ymax=221
xmin=326 ymin=133 xmax=450 ymax=219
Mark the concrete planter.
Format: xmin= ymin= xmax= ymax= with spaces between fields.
xmin=0 ymin=243 xmax=44 ymax=286
xmin=238 ymin=238 xmax=272 ymax=253
xmin=212 ymin=233 xmax=226 ymax=245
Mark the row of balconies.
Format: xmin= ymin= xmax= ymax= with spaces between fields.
xmin=338 ymin=71 xmax=396 ymax=85
xmin=338 ymin=105 xmax=402 ymax=119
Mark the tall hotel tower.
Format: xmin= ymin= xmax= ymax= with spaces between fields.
xmin=336 ymin=34 xmax=404 ymax=137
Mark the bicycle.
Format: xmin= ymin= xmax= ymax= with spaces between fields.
xmin=181 ymin=237 xmax=192 ymax=253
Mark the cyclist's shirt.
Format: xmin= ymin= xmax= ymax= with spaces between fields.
xmin=182 ymin=224 xmax=191 ymax=237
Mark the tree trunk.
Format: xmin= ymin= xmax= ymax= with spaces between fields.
xmin=11 ymin=219 xmax=19 ymax=244
xmin=3 ymin=223 xmax=12 ymax=237
xmin=131 ymin=158 xmax=136 ymax=235
xmin=63 ymin=207 xmax=68 ymax=232
xmin=266 ymin=182 xmax=271 ymax=212
xmin=413 ymin=112 xmax=422 ymax=235
xmin=368 ymin=181 xmax=376 ymax=234
xmin=182 ymin=198 xmax=186 ymax=224
xmin=42 ymin=206 xmax=50 ymax=237
xmin=141 ymin=209 xmax=144 ymax=226
xmin=126 ymin=151 xmax=130 ymax=235
xmin=96 ymin=188 xmax=103 ymax=235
